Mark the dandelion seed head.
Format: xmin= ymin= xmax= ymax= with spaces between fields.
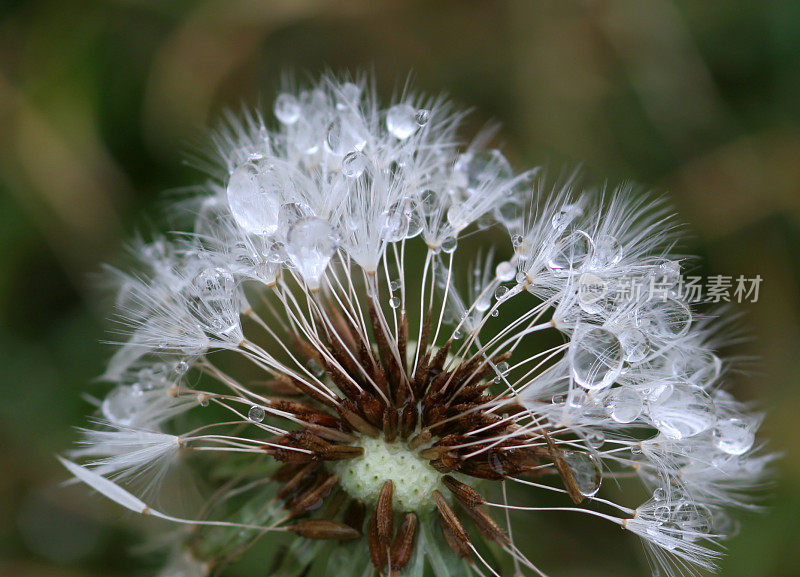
xmin=61 ymin=73 xmax=772 ymax=577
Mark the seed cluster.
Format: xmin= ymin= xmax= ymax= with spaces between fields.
xmin=256 ymin=301 xmax=564 ymax=574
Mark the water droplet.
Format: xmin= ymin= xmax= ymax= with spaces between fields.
xmin=653 ymin=505 xmax=671 ymax=523
xmin=604 ymin=387 xmax=643 ymax=423
xmin=197 ymin=394 xmax=210 ymax=407
xmin=496 ymin=361 xmax=510 ymax=374
xmin=657 ymin=260 xmax=682 ymax=286
xmin=389 ymin=296 xmax=401 ymax=309
xmin=454 ymin=149 xmax=512 ymax=190
xmin=511 ymin=234 xmax=523 ymax=247
xmin=337 ymin=82 xmax=361 ymax=109
xmin=248 ymin=405 xmax=266 ymax=423
xmin=226 ymin=158 xmax=281 ymax=236
xmin=494 ymin=285 xmax=510 ymax=300
xmin=548 ymin=230 xmax=592 ymax=273
xmin=440 ymin=235 xmax=457 ymax=254
xmin=175 ymin=360 xmax=190 ymax=375
xmin=415 ymin=108 xmax=430 ymax=126
xmin=592 ymin=235 xmax=622 ymax=267
xmin=406 ymin=211 xmax=423 ymax=238
xmin=619 ymin=328 xmax=649 ymax=363
xmin=672 ymin=350 xmax=721 ymax=387
xmin=496 ymin=200 xmax=518 ymax=224
xmin=446 ymin=205 xmax=472 ymax=231
xmin=326 ymin=115 xmax=366 ymax=156
xmin=551 ymin=204 xmax=583 ymax=231
xmin=102 ymin=385 xmax=143 ymax=426
xmin=569 ymin=326 xmax=623 ymax=390
xmin=383 ymin=207 xmax=410 ymax=242
xmin=390 ymin=279 xmax=402 ymax=291
xmin=293 ymin=119 xmax=320 ymax=154
xmin=274 ymin=93 xmax=301 ymax=124
xmin=713 ymin=417 xmax=755 ymax=455
xmin=342 ymin=151 xmax=369 ymax=178
xmin=285 ymin=217 xmax=339 ymax=290
xmin=712 ymin=511 xmax=740 ymax=539
xmin=586 ymin=430 xmax=605 ymax=448
xmin=194 ymin=267 xmax=236 ymax=297
xmin=652 ymin=299 xmax=692 ymax=338
xmin=387 ymin=104 xmax=418 ymax=139
xmin=515 ymin=271 xmax=527 ymax=284
xmin=418 ymin=189 xmax=438 ymax=215
xmin=653 ymin=487 xmax=667 ymax=501
xmin=495 ymin=261 xmax=515 ymax=282
xmin=650 ymin=383 xmax=716 ymax=439
xmin=490 ymin=309 xmax=499 ymax=317
xmin=562 ymin=451 xmax=602 ymax=497
xmin=452 ymin=329 xmax=462 ymax=340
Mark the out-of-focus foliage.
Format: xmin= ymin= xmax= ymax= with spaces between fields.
xmin=0 ymin=1 xmax=798 ymax=576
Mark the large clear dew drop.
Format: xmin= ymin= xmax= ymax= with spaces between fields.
xmin=102 ymin=385 xmax=144 ymax=426
xmin=341 ymin=151 xmax=369 ymax=178
xmin=386 ymin=103 xmax=418 ymax=139
xmin=712 ymin=417 xmax=755 ymax=455
xmin=226 ymin=158 xmax=282 ymax=236
xmin=604 ymin=387 xmax=643 ymax=423
xmin=650 ymin=383 xmax=716 ymax=439
xmin=286 ymin=217 xmax=338 ymax=290
xmin=274 ymin=93 xmax=301 ymax=124
xmin=562 ymin=451 xmax=602 ymax=497
xmin=569 ymin=326 xmax=623 ymax=390
xmin=548 ymin=230 xmax=592 ymax=273
xmin=454 ymin=149 xmax=512 ymax=191
xmin=190 ymin=267 xmax=240 ymax=338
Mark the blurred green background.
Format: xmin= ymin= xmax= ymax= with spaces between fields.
xmin=1 ymin=1 xmax=799 ymax=576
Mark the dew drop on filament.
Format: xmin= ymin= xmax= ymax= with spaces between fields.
xmin=226 ymin=158 xmax=281 ymax=236
xmin=713 ymin=417 xmax=755 ymax=455
xmin=562 ymin=451 xmax=602 ymax=497
xmin=387 ymin=104 xmax=418 ymax=139
xmin=604 ymin=387 xmax=643 ymax=423
xmin=274 ymin=93 xmax=301 ymax=124
xmin=569 ymin=326 xmax=623 ymax=390
xmin=248 ymin=405 xmax=266 ymax=423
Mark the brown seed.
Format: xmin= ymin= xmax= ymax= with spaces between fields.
xmin=390 ymin=513 xmax=418 ymax=576
xmin=433 ymin=490 xmax=472 ymax=560
xmin=399 ymin=403 xmax=418 ymax=439
xmin=322 ymin=490 xmax=346 ymax=519
xmin=342 ymin=500 xmax=366 ymax=534
xmin=271 ymin=462 xmax=308 ymax=482
xmin=276 ymin=462 xmax=319 ymax=500
xmin=286 ymin=519 xmax=360 ymax=540
xmin=382 ymin=406 xmax=399 ymax=443
xmin=337 ymin=402 xmax=381 ymax=437
xmin=463 ymin=505 xmax=510 ymax=545
xmin=369 ymin=480 xmax=395 ymax=570
xmin=257 ymin=378 xmax=301 ymax=396
xmin=321 ymin=444 xmax=365 ymax=460
xmin=442 ymin=475 xmax=485 ymax=509
xmin=303 ymin=423 xmax=354 ymax=444
xmin=408 ymin=428 xmax=431 ymax=450
xmin=431 ymin=453 xmax=460 ymax=474
xmin=545 ymin=434 xmax=584 ymax=504
xmin=290 ymin=475 xmax=338 ymax=517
